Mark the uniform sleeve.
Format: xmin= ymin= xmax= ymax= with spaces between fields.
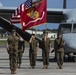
xmin=36 ymin=40 xmax=39 ymax=47
xmin=54 ymin=39 xmax=57 ymax=49
xmin=7 ymin=37 xmax=10 ymax=44
xmin=48 ymin=38 xmax=51 ymax=49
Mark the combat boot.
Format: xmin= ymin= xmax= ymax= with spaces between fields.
xmin=46 ymin=65 xmax=48 ymax=69
xmin=32 ymin=66 xmax=35 ymax=69
xmin=13 ymin=70 xmax=16 ymax=74
xmin=43 ymin=65 xmax=46 ymax=69
xmin=59 ymin=66 xmax=63 ymax=69
xmin=57 ymin=64 xmax=61 ymax=69
xmin=11 ymin=70 xmax=14 ymax=74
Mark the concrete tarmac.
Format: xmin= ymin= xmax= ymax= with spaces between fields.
xmin=0 ymin=47 xmax=76 ymax=75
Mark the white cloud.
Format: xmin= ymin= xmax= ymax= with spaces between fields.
xmin=0 ymin=2 xmax=3 ymax=7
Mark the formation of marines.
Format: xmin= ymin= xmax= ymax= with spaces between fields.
xmin=6 ymin=30 xmax=65 ymax=74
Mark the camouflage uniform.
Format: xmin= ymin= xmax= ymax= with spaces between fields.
xmin=17 ymin=37 xmax=25 ymax=68
xmin=54 ymin=38 xmax=64 ymax=69
xmin=42 ymin=38 xmax=51 ymax=69
xmin=29 ymin=39 xmax=38 ymax=69
xmin=7 ymin=31 xmax=19 ymax=74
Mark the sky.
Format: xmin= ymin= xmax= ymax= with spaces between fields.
xmin=0 ymin=0 xmax=76 ymax=30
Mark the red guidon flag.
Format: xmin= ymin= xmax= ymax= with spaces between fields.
xmin=20 ymin=0 xmax=47 ymax=31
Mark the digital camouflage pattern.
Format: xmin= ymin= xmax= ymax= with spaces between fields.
xmin=54 ymin=38 xmax=64 ymax=69
xmin=42 ymin=38 xmax=51 ymax=67
xmin=29 ymin=39 xmax=38 ymax=68
xmin=7 ymin=34 xmax=19 ymax=71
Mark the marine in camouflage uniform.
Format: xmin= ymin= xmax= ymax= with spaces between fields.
xmin=29 ymin=34 xmax=39 ymax=69
xmin=17 ymin=36 xmax=25 ymax=68
xmin=54 ymin=33 xmax=65 ymax=69
xmin=42 ymin=32 xmax=51 ymax=69
xmin=7 ymin=30 xmax=19 ymax=74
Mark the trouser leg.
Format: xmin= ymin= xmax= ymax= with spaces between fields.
xmin=9 ymin=54 xmax=13 ymax=70
xmin=45 ymin=51 xmax=49 ymax=65
xmin=60 ymin=50 xmax=64 ymax=68
xmin=56 ymin=51 xmax=61 ymax=68
xmin=13 ymin=54 xmax=18 ymax=70
xmin=18 ymin=52 xmax=22 ymax=64
xmin=9 ymin=54 xmax=17 ymax=74
xmin=42 ymin=51 xmax=45 ymax=66
xmin=32 ymin=53 xmax=37 ymax=67
xmin=29 ymin=51 xmax=32 ymax=66
xmin=17 ymin=52 xmax=22 ymax=68
xmin=42 ymin=50 xmax=49 ymax=69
